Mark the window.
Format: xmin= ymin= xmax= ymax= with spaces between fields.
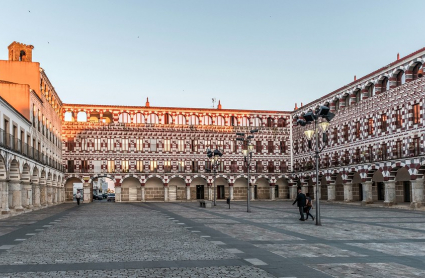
xmin=343 ymin=125 xmax=349 ymax=141
xmin=216 ymin=116 xmax=225 ymax=126
xmin=280 ymin=141 xmax=286 ymax=153
xmin=136 ymin=139 xmax=143 ymax=151
xmin=230 ymin=140 xmax=236 ymax=153
xmin=333 ymin=128 xmax=338 ymax=144
xmin=355 ymin=89 xmax=361 ymax=103
xmin=216 ymin=140 xmax=224 ymax=151
xmin=381 ymin=77 xmax=389 ymax=93
xmin=395 ymin=109 xmax=402 ymax=128
xmin=268 ymin=161 xmax=274 ymax=173
xmin=412 ymin=137 xmax=420 ymax=156
xmin=136 ymin=161 xmax=143 ymax=172
xmin=81 ymin=138 xmax=87 ymax=151
xmin=192 ymin=161 xmax=198 ymax=173
xmin=355 ymin=122 xmax=361 ymax=138
xmin=381 ymin=143 xmax=387 ymax=160
xmin=204 ymin=140 xmax=212 ymax=150
xmin=277 ymin=118 xmax=286 ymax=127
xmin=345 ymin=96 xmax=350 ymax=107
xmin=231 ymin=161 xmax=237 ymax=173
xmin=241 ymin=117 xmax=250 ymax=126
xmin=266 ymin=117 xmax=273 ymax=127
xmin=118 ymin=113 xmax=131 ymax=123
xmin=164 ymin=161 xmax=171 ymax=172
xmin=413 ymin=103 xmax=420 ymax=124
xmin=335 ymin=99 xmax=340 ymax=112
xmin=164 ymin=113 xmax=172 ymax=124
xmin=81 ymin=160 xmax=88 ymax=173
xmin=252 ymin=117 xmax=262 ymax=127
xmin=178 ymin=161 xmax=185 ymax=172
xmin=150 ymin=161 xmax=157 ymax=172
xmin=381 ymin=114 xmax=387 ymax=132
xmin=121 ymin=139 xmax=129 ymax=151
xmin=256 ymin=161 xmax=262 ymax=173
xmin=163 ymin=139 xmax=171 ymax=152
xmin=107 ymin=161 xmax=115 ymax=173
xmin=230 ymin=116 xmax=237 ymax=126
xmin=192 ymin=140 xmax=198 ymax=152
xmin=256 ymin=141 xmax=262 ymax=153
xmin=396 ymin=141 xmax=402 ymax=158
xmin=203 ymin=115 xmax=212 ymax=125
xmin=368 ymin=119 xmax=374 ymax=135
xmin=107 ymin=138 xmax=114 ymax=151
xmin=413 ymin=63 xmax=422 ymax=80
xmin=121 ymin=160 xmax=129 ymax=172
xmin=67 ymin=160 xmax=74 ymax=173
xmin=396 ymin=71 xmax=405 ymax=87
xmin=94 ymin=138 xmax=101 ymax=151
xmin=268 ymin=141 xmax=274 ymax=153
xmin=67 ymin=138 xmax=74 ymax=151
xmin=150 ymin=139 xmax=157 ymax=152
xmin=176 ymin=115 xmax=186 ymax=125
xmin=178 ymin=140 xmax=185 ymax=152
xmin=188 ymin=115 xmax=199 ymax=125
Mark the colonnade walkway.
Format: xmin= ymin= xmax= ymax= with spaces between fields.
xmin=1 ymin=201 xmax=425 ymax=277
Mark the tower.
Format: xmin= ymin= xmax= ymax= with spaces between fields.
xmin=8 ymin=41 xmax=34 ymax=62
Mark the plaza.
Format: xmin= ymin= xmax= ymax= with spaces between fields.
xmin=1 ymin=201 xmax=425 ymax=277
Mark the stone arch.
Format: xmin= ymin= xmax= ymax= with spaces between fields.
xmin=395 ymin=167 xmax=411 ymax=181
xmin=121 ymin=176 xmax=142 ymax=202
xmin=21 ymin=163 xmax=31 ymax=183
xmin=233 ymin=176 xmax=248 ymax=200
xmin=276 ymin=176 xmax=289 ymax=199
xmin=31 ymin=166 xmax=39 ymax=183
xmin=254 ymin=177 xmax=269 ymax=199
xmin=320 ymin=174 xmax=328 ymax=200
xmin=145 ymin=176 xmax=164 ymax=201
xmin=64 ymin=177 xmax=84 ymax=202
xmin=0 ymin=154 xmax=6 ymax=180
xmin=9 ymin=159 xmax=20 ymax=181
xmin=76 ymin=111 xmax=87 ymax=122
xmin=118 ymin=112 xmax=131 ymax=123
xmin=133 ymin=113 xmax=145 ymax=124
xmin=146 ymin=113 xmax=159 ymax=124
xmin=188 ymin=115 xmax=200 ymax=125
xmin=168 ymin=176 xmax=186 ymax=201
xmin=190 ymin=176 xmax=208 ymax=200
xmin=351 ymin=172 xmax=363 ymax=201
xmin=214 ymin=177 xmax=229 ymax=200
xmin=89 ymin=174 xmax=116 ymax=184
xmin=335 ymin=173 xmax=344 ymax=201
xmin=395 ymin=167 xmax=412 ymax=203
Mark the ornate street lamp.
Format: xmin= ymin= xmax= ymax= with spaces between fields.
xmin=207 ymin=148 xmax=223 ymax=206
xmin=236 ymin=129 xmax=258 ymax=212
xmin=296 ymin=106 xmax=334 ymax=226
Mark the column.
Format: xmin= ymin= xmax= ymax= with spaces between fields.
xmin=83 ymin=182 xmax=91 ymax=203
xmin=164 ymin=184 xmax=168 ymax=202
xmin=47 ymin=182 xmax=53 ymax=205
xmin=289 ymin=185 xmax=297 ymax=199
xmin=208 ymin=183 xmax=212 ymax=200
xmin=384 ymin=180 xmax=396 ymax=206
xmin=186 ymin=183 xmax=190 ymax=201
xmin=411 ymin=178 xmax=424 ymax=208
xmin=33 ymin=183 xmax=41 ymax=207
xmin=316 ymin=182 xmax=321 ymax=199
xmin=141 ymin=184 xmax=145 ymax=202
xmin=40 ymin=183 xmax=46 ymax=206
xmin=362 ymin=181 xmax=373 ymax=204
xmin=9 ymin=180 xmax=24 ymax=211
xmin=229 ymin=183 xmax=234 ymax=200
xmin=250 ymin=184 xmax=254 ymax=201
xmin=22 ymin=182 xmax=33 ymax=209
xmin=270 ymin=183 xmax=275 ymax=200
xmin=301 ymin=184 xmax=308 ymax=195
xmin=1 ymin=180 xmax=10 ymax=214
xmin=115 ymin=186 xmax=121 ymax=202
xmin=327 ymin=183 xmax=335 ymax=201
xmin=344 ymin=183 xmax=353 ymax=202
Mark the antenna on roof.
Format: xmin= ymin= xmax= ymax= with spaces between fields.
xmin=212 ymin=98 xmax=216 ymax=108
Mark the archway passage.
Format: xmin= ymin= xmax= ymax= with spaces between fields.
xmin=145 ymin=177 xmax=164 ymax=201
xmin=121 ymin=177 xmax=141 ymax=201
xmin=191 ymin=177 xmax=207 ymax=200
xmin=214 ymin=177 xmax=229 ymax=200
xmin=234 ymin=177 xmax=248 ymax=200
xmin=395 ymin=168 xmax=411 ymax=203
xmin=168 ymin=177 xmax=185 ymax=201
xmin=255 ymin=177 xmax=269 ymax=199
xmin=64 ymin=177 xmax=83 ymax=202
xmin=320 ymin=176 xmax=328 ymax=200
xmin=335 ymin=174 xmax=344 ymax=201
xmin=92 ymin=177 xmax=115 ymax=201
xmin=276 ymin=177 xmax=290 ymax=199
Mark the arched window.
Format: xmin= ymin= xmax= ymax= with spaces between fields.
xmin=344 ymin=95 xmax=350 ymax=107
xmin=203 ymin=115 xmax=212 ymax=125
xmin=252 ymin=117 xmax=262 ymax=127
xmin=133 ymin=113 xmax=145 ymax=124
xmin=367 ymin=84 xmax=375 ymax=97
xmin=354 ymin=89 xmax=361 ymax=103
xmin=147 ymin=113 xmax=159 ymax=124
xmin=118 ymin=113 xmax=131 ymax=123
xmin=266 ymin=117 xmax=273 ymax=127
xmin=412 ymin=63 xmax=422 ymax=80
xmin=335 ymin=99 xmax=340 ymax=112
xmin=77 ymin=112 xmax=87 ymax=122
xmin=396 ymin=71 xmax=405 ymax=87
xmin=19 ymin=50 xmax=25 ymax=61
xmin=188 ymin=115 xmax=199 ymax=125
xmin=230 ymin=116 xmax=237 ymax=126
xmin=381 ymin=77 xmax=389 ymax=93
xmin=241 ymin=116 xmax=250 ymax=126
xmin=176 ymin=115 xmax=186 ymax=125
xmin=216 ymin=116 xmax=225 ymax=126
xmin=164 ymin=113 xmax=172 ymax=124
xmin=64 ymin=112 xmax=73 ymax=122
xmin=277 ymin=118 xmax=286 ymax=127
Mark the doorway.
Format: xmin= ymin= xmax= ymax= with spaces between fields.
xmin=254 ymin=185 xmax=258 ymax=199
xmin=377 ymin=182 xmax=384 ymax=201
xmin=196 ymin=185 xmax=204 ymax=199
xmin=359 ymin=183 xmax=363 ymax=201
xmin=217 ymin=185 xmax=225 ymax=199
xmin=403 ymin=181 xmax=411 ymax=202
xmin=275 ymin=185 xmax=279 ymax=198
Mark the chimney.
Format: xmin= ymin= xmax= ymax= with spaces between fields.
xmin=354 ymin=75 xmax=357 ymax=81
xmin=301 ymin=102 xmax=303 ymax=107
xmin=217 ymin=100 xmax=222 ymax=110
xmin=397 ymin=53 xmax=400 ymax=60
xmin=145 ymin=97 xmax=150 ymax=107
xmin=294 ymin=103 xmax=298 ymax=110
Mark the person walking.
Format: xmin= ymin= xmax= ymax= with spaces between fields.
xmin=305 ymin=193 xmax=314 ymax=221
xmin=76 ymin=190 xmax=81 ymax=205
xmin=292 ymin=188 xmax=306 ymax=221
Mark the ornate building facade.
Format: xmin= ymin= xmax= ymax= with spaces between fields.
xmin=0 ymin=42 xmax=64 ymax=215
xmin=292 ymin=49 xmax=425 ymax=207
xmin=62 ymin=101 xmax=292 ymax=202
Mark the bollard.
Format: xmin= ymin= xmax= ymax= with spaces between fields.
xmin=226 ymin=197 xmax=230 ymax=209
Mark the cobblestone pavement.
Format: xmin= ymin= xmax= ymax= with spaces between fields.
xmin=0 ymin=201 xmax=425 ymax=277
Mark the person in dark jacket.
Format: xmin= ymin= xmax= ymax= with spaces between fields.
xmin=305 ymin=193 xmax=314 ymax=221
xmin=292 ymin=188 xmax=306 ymax=221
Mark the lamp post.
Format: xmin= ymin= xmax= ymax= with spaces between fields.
xmin=207 ymin=149 xmax=222 ymax=206
xmin=296 ymin=106 xmax=335 ymax=226
xmin=236 ymin=129 xmax=258 ymax=213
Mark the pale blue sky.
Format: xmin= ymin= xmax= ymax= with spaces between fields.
xmin=1 ymin=0 xmax=424 ymax=111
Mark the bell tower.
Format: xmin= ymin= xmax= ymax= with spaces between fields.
xmin=8 ymin=41 xmax=34 ymax=62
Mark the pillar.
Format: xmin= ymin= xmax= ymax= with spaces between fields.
xmin=9 ymin=180 xmax=24 ymax=211
xmin=1 ymin=180 xmax=10 ymax=214
xmin=270 ymin=183 xmax=275 ymax=200
xmin=250 ymin=184 xmax=255 ymax=201
xmin=289 ymin=185 xmax=297 ymax=199
xmin=362 ymin=181 xmax=373 ymax=204
xmin=47 ymin=183 xmax=53 ymax=205
xmin=208 ymin=183 xmax=212 ymax=200
xmin=115 ymin=186 xmax=121 ymax=202
xmin=384 ymin=180 xmax=396 ymax=206
xmin=229 ymin=183 xmax=234 ymax=200
xmin=22 ymin=182 xmax=33 ymax=209
xmin=411 ymin=178 xmax=424 ymax=208
xmin=344 ymin=183 xmax=353 ymax=202
xmin=327 ymin=183 xmax=335 ymax=201
xmin=186 ymin=183 xmax=190 ymax=201
xmin=164 ymin=184 xmax=169 ymax=202
xmin=141 ymin=185 xmax=145 ymax=202
xmin=40 ymin=183 xmax=46 ymax=206
xmin=83 ymin=182 xmax=91 ymax=203
xmin=33 ymin=183 xmax=41 ymax=207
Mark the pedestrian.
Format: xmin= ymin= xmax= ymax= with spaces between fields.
xmin=305 ymin=193 xmax=314 ymax=221
xmin=292 ymin=188 xmax=306 ymax=221
xmin=76 ymin=190 xmax=81 ymax=205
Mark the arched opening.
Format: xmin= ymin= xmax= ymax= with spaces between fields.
xmin=64 ymin=111 xmax=73 ymax=122
xmin=164 ymin=113 xmax=173 ymax=124
xmin=252 ymin=117 xmax=262 ymax=127
xmin=168 ymin=177 xmax=186 ymax=201
xmin=119 ymin=113 xmax=131 ymax=123
xmin=367 ymin=83 xmax=375 ymax=98
xmin=191 ymin=177 xmax=208 ymax=199
xmin=380 ymin=77 xmax=389 ymax=93
xmin=102 ymin=111 xmax=113 ymax=124
xmin=354 ymin=89 xmax=361 ymax=103
xmin=133 ymin=113 xmax=145 ymax=124
xmin=412 ymin=63 xmax=422 ymax=80
xmin=92 ymin=176 xmax=115 ymax=200
xmin=147 ymin=113 xmax=159 ymax=124
xmin=9 ymin=159 xmax=20 ymax=181
xmin=234 ymin=177 xmax=248 ymax=200
xmin=254 ymin=177 xmax=269 ymax=199
xmin=214 ymin=177 xmax=229 ymax=200
xmin=352 ymin=172 xmax=362 ymax=201
xmin=188 ymin=115 xmax=199 ymax=126
xmin=0 ymin=155 xmax=6 ymax=180
xmin=320 ymin=175 xmax=328 ymax=200
xmin=277 ymin=118 xmax=286 ymax=127
xmin=19 ymin=50 xmax=26 ymax=61
xmin=21 ymin=163 xmax=31 ymax=183
xmin=64 ymin=177 xmax=83 ymax=202
xmin=76 ymin=111 xmax=87 ymax=122
xmin=395 ymin=70 xmax=405 ymax=87
xmin=31 ymin=166 xmax=39 ymax=184
xmin=88 ymin=112 xmax=100 ymax=123
xmin=145 ymin=177 xmax=164 ymax=201
xmin=216 ymin=116 xmax=225 ymax=126
xmin=395 ymin=167 xmax=411 ymax=203
xmin=203 ymin=115 xmax=212 ymax=125
xmin=335 ymin=174 xmax=344 ymax=201
xmin=230 ymin=116 xmax=237 ymax=126
xmin=276 ymin=177 xmax=290 ymax=199
xmin=372 ymin=170 xmax=384 ymax=201
xmin=266 ymin=117 xmax=273 ymax=127
xmin=240 ymin=116 xmax=249 ymax=126
xmin=121 ymin=177 xmax=141 ymax=201
xmin=176 ymin=115 xmax=187 ymax=125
